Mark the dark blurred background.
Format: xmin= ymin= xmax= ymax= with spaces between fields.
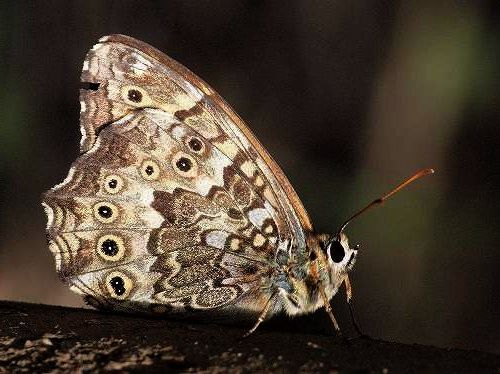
xmin=1 ymin=1 xmax=499 ymax=354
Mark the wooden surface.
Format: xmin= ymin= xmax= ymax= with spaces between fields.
xmin=0 ymin=300 xmax=499 ymax=373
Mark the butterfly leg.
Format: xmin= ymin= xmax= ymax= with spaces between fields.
xmin=344 ymin=275 xmax=368 ymax=338
xmin=318 ymin=286 xmax=342 ymax=336
xmin=242 ymin=293 xmax=276 ymax=338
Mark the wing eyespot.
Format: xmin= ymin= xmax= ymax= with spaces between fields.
xmin=121 ymin=85 xmax=149 ymax=106
xmin=96 ymin=234 xmax=125 ymax=262
xmin=93 ymin=202 xmax=119 ymax=223
xmin=171 ymin=152 xmax=197 ymax=178
xmin=105 ymin=271 xmax=133 ymax=300
xmin=140 ymin=160 xmax=160 ymax=181
xmin=176 ymin=157 xmax=192 ymax=171
xmin=127 ymin=89 xmax=142 ymax=103
xmin=187 ymin=136 xmax=205 ymax=154
xmin=104 ymin=175 xmax=124 ymax=194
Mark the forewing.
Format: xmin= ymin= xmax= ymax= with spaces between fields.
xmin=80 ymin=34 xmax=312 ymax=250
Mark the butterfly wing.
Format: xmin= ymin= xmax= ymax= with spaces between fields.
xmin=80 ymin=34 xmax=312 ymax=239
xmin=43 ymin=35 xmax=312 ymax=316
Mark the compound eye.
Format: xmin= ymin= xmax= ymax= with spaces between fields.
xmin=329 ymin=240 xmax=345 ymax=263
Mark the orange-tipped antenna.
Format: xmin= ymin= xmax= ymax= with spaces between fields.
xmin=336 ymin=168 xmax=435 ymax=237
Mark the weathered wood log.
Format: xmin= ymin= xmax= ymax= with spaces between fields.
xmin=0 ymin=300 xmax=498 ymax=372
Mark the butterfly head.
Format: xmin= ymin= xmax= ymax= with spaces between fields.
xmin=322 ymin=232 xmax=359 ymax=274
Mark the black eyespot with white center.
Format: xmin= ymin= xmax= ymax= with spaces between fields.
xmin=104 ymin=175 xmax=124 ymax=194
xmin=176 ymin=157 xmax=192 ymax=172
xmin=188 ymin=137 xmax=203 ymax=152
xmin=329 ymin=240 xmax=345 ymax=263
xmin=93 ymin=202 xmax=118 ymax=223
xmin=127 ymin=89 xmax=142 ymax=103
xmin=98 ymin=205 xmax=112 ymax=219
xmin=105 ymin=271 xmax=132 ymax=299
xmin=101 ymin=239 xmax=119 ymax=256
xmin=140 ymin=160 xmax=160 ymax=180
xmin=109 ymin=276 xmax=126 ymax=296
xmin=97 ymin=235 xmax=125 ymax=261
xmin=171 ymin=152 xmax=197 ymax=178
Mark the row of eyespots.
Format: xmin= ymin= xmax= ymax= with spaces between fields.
xmin=99 ymin=139 xmax=204 ymax=197
xmin=122 ymin=85 xmax=207 ymax=154
xmin=92 ymin=236 xmax=131 ymax=299
xmin=105 ymin=271 xmax=133 ymax=300
xmin=121 ymin=83 xmax=207 ymax=160
xmin=96 ymin=157 xmax=199 ymax=226
xmin=138 ymin=152 xmax=199 ymax=181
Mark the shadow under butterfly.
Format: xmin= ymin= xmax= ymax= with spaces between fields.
xmin=42 ymin=34 xmax=434 ymax=338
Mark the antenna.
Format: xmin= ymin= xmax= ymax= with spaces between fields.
xmin=336 ymin=168 xmax=435 ymax=237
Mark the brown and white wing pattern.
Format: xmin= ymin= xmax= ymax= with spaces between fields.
xmin=44 ymin=110 xmax=278 ymax=314
xmin=43 ymin=35 xmax=313 ymax=316
xmin=79 ymin=34 xmax=312 ymax=247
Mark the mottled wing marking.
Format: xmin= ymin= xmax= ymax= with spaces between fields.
xmin=44 ymin=111 xmax=274 ymax=312
xmin=45 ymin=34 xmax=314 ymax=315
xmin=79 ymin=34 xmax=310 ymax=249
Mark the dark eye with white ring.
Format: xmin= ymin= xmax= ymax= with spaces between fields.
xmin=127 ymin=89 xmax=142 ymax=103
xmin=328 ymin=240 xmax=345 ymax=263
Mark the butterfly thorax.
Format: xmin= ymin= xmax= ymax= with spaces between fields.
xmin=273 ymin=234 xmax=345 ymax=317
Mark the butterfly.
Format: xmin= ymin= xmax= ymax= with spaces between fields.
xmin=42 ymin=35 xmax=433 ymax=337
